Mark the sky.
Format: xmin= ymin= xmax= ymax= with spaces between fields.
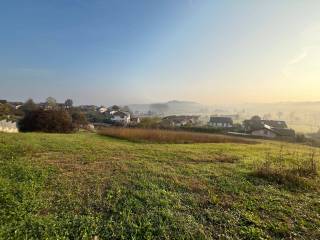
xmin=1 ymin=0 xmax=320 ymax=105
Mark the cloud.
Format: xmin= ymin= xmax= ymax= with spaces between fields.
xmin=283 ymin=25 xmax=320 ymax=78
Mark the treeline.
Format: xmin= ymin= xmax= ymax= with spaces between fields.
xmin=19 ymin=109 xmax=88 ymax=133
xmin=0 ymin=97 xmax=88 ymax=133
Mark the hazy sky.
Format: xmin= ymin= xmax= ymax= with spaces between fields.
xmin=1 ymin=0 xmax=320 ymax=105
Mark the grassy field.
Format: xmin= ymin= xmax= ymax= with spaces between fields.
xmin=0 ymin=132 xmax=319 ymax=239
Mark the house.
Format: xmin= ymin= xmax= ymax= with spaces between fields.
xmin=251 ymin=125 xmax=295 ymax=139
xmin=8 ymin=101 xmax=23 ymax=109
xmin=244 ymin=117 xmax=289 ymax=132
xmin=162 ymin=115 xmax=199 ymax=127
xmin=110 ymin=111 xmax=131 ymax=124
xmin=98 ymin=107 xmax=108 ymax=113
xmin=260 ymin=120 xmax=288 ymax=129
xmin=0 ymin=120 xmax=18 ymax=133
xmin=208 ymin=117 xmax=233 ymax=128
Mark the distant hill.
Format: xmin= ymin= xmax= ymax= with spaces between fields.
xmin=129 ymin=100 xmax=207 ymax=115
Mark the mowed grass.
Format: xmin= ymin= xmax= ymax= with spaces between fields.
xmin=0 ymin=132 xmax=319 ymax=239
xmin=98 ymin=127 xmax=256 ymax=144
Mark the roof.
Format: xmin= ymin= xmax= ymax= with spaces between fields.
xmin=209 ymin=117 xmax=233 ymax=124
xmin=163 ymin=115 xmax=199 ymax=121
xmin=272 ymin=128 xmax=295 ymax=137
xmin=261 ymin=120 xmax=288 ymax=129
xmin=112 ymin=111 xmax=129 ymax=118
xmin=252 ymin=126 xmax=295 ymax=137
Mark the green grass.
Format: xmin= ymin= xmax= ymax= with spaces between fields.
xmin=0 ymin=132 xmax=319 ymax=239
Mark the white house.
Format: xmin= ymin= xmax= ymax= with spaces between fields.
xmin=98 ymin=107 xmax=108 ymax=113
xmin=0 ymin=120 xmax=19 ymax=133
xmin=110 ymin=111 xmax=131 ymax=124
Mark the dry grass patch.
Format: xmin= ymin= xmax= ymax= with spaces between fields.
xmin=98 ymin=127 xmax=256 ymax=144
xmin=252 ymin=150 xmax=319 ymax=189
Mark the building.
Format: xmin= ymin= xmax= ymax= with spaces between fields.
xmin=260 ymin=120 xmax=288 ymax=129
xmin=243 ymin=118 xmax=288 ymax=132
xmin=251 ymin=125 xmax=295 ymax=139
xmin=98 ymin=107 xmax=108 ymax=113
xmin=0 ymin=120 xmax=19 ymax=133
xmin=162 ymin=115 xmax=199 ymax=127
xmin=208 ymin=117 xmax=233 ymax=128
xmin=110 ymin=111 xmax=131 ymax=124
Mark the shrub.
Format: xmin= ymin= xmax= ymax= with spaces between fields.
xmin=137 ymin=117 xmax=162 ymax=129
xmin=295 ymin=134 xmax=306 ymax=143
xmin=19 ymin=109 xmax=74 ymax=133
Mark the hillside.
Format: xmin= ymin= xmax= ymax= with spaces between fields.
xmin=129 ymin=100 xmax=206 ymax=115
xmin=0 ymin=132 xmax=319 ymax=239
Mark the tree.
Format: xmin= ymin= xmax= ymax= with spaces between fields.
xmin=21 ymin=99 xmax=38 ymax=113
xmin=251 ymin=115 xmax=261 ymax=122
xmin=46 ymin=97 xmax=57 ymax=109
xmin=71 ymin=111 xmax=88 ymax=129
xmin=19 ymin=109 xmax=74 ymax=133
xmin=0 ymin=103 xmax=14 ymax=120
xmin=110 ymin=105 xmax=120 ymax=111
xmin=137 ymin=117 xmax=161 ymax=129
xmin=65 ymin=99 xmax=73 ymax=109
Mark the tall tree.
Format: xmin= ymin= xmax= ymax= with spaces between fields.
xmin=21 ymin=99 xmax=37 ymax=113
xmin=65 ymin=99 xmax=73 ymax=109
xmin=46 ymin=97 xmax=57 ymax=109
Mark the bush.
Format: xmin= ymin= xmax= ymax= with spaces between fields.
xmin=137 ymin=117 xmax=161 ymax=129
xmin=19 ymin=109 xmax=74 ymax=133
xmin=295 ymin=134 xmax=306 ymax=143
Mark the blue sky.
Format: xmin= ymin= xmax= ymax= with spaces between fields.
xmin=1 ymin=0 xmax=320 ymax=105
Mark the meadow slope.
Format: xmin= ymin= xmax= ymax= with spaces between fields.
xmin=0 ymin=132 xmax=319 ymax=239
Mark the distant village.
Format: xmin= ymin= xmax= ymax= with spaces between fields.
xmin=0 ymin=97 xmax=305 ymax=141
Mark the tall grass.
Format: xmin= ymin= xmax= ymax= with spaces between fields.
xmin=98 ymin=127 xmax=256 ymax=144
xmin=252 ymin=148 xmax=318 ymax=189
